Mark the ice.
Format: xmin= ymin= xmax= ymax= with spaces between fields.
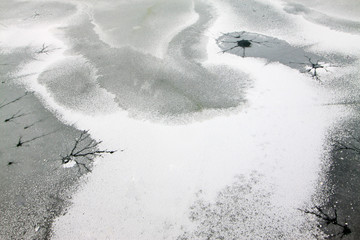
xmin=90 ymin=0 xmax=198 ymax=58
xmin=58 ymin=10 xmax=250 ymax=120
xmin=1 ymin=0 xmax=360 ymax=239
xmin=38 ymin=56 xmax=118 ymax=114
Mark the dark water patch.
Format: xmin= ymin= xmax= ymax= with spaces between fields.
xmin=0 ymin=50 xmax=98 ymax=239
xmin=283 ymin=3 xmax=360 ymax=35
xmin=57 ymin=14 xmax=249 ymax=120
xmin=320 ymin=117 xmax=360 ymax=239
xmin=0 ymin=83 xmax=86 ymax=240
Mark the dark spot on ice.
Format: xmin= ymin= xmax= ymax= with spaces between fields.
xmin=237 ymin=40 xmax=252 ymax=48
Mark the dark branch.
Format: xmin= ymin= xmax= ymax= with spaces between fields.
xmin=16 ymin=130 xmax=58 ymax=147
xmin=291 ymin=56 xmax=330 ymax=81
xmin=24 ymin=11 xmax=41 ymax=21
xmin=299 ymin=205 xmax=351 ymax=239
xmin=24 ymin=118 xmax=46 ymax=130
xmin=60 ymin=130 xmax=116 ymax=173
xmin=0 ymin=92 xmax=28 ymax=109
xmin=4 ymin=109 xmax=29 ymax=123
xmin=332 ymin=130 xmax=360 ymax=155
xmin=35 ymin=43 xmax=51 ymax=54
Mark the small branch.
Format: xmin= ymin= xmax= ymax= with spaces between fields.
xmin=0 ymin=92 xmax=29 ymax=109
xmin=291 ymin=56 xmax=331 ymax=82
xmin=16 ymin=130 xmax=58 ymax=147
xmin=32 ymin=11 xmax=40 ymax=19
xmin=60 ymin=130 xmax=116 ymax=173
xmin=4 ymin=109 xmax=29 ymax=123
xmin=299 ymin=205 xmax=351 ymax=239
xmin=74 ymin=160 xmax=92 ymax=173
xmin=24 ymin=11 xmax=41 ymax=21
xmin=7 ymin=161 xmax=18 ymax=166
xmin=332 ymin=130 xmax=360 ymax=155
xmin=24 ymin=118 xmax=47 ymax=130
xmin=35 ymin=43 xmax=51 ymax=55
xmin=333 ymin=140 xmax=360 ymax=155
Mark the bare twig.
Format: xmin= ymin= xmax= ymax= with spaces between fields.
xmin=4 ymin=109 xmax=30 ymax=123
xmin=7 ymin=161 xmax=18 ymax=166
xmin=24 ymin=11 xmax=41 ymax=20
xmin=32 ymin=11 xmax=40 ymax=19
xmin=16 ymin=130 xmax=58 ymax=147
xmin=60 ymin=130 xmax=116 ymax=172
xmin=0 ymin=92 xmax=29 ymax=109
xmin=332 ymin=129 xmax=360 ymax=155
xmin=332 ymin=139 xmax=360 ymax=155
xmin=35 ymin=43 xmax=51 ymax=54
xmin=299 ymin=205 xmax=351 ymax=239
xmin=290 ymin=56 xmax=331 ymax=81
xmin=24 ymin=118 xmax=47 ymax=130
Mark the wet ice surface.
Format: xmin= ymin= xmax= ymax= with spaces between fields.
xmin=1 ymin=0 xmax=360 ymax=239
xmin=91 ymin=0 xmax=196 ymax=58
xmin=0 ymin=55 xmax=84 ymax=239
xmin=57 ymin=13 xmax=249 ymax=120
xmin=217 ymin=31 xmax=323 ymax=62
xmin=38 ymin=56 xmax=118 ymax=114
xmin=216 ymin=31 xmax=356 ymax=82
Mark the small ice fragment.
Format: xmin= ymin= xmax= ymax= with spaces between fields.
xmin=62 ymin=160 xmax=76 ymax=168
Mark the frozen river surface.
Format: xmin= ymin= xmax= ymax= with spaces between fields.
xmin=1 ymin=0 xmax=360 ymax=239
